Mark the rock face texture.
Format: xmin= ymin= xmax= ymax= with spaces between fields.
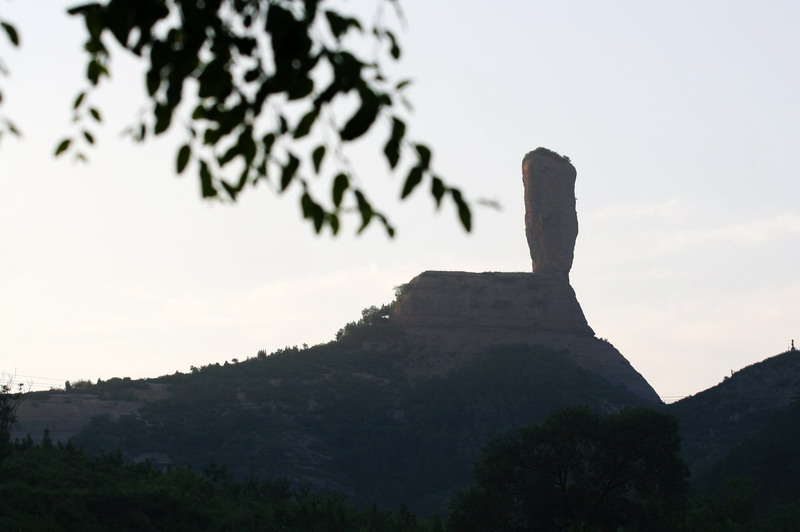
xmin=11 ymin=384 xmax=170 ymax=445
xmin=8 ymin=149 xmax=661 ymax=515
xmin=522 ymin=148 xmax=578 ymax=278
xmin=391 ymin=271 xmax=659 ymax=403
xmin=392 ymin=271 xmax=592 ymax=335
xmin=389 ymin=147 xmax=660 ymax=404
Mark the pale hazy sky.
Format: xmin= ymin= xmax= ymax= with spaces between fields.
xmin=1 ymin=1 xmax=798 ymax=401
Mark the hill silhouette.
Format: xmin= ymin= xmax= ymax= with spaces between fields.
xmin=667 ymin=349 xmax=800 ymax=478
xmin=6 ymin=149 xmax=669 ymax=513
xmin=19 ymin=317 xmax=650 ymax=514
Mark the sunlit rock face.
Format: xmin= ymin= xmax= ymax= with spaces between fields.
xmin=391 ymin=271 xmax=659 ymax=403
xmin=389 ymin=148 xmax=661 ymax=404
xmin=391 ymin=271 xmax=592 ymax=335
xmin=522 ymin=148 xmax=578 ymax=279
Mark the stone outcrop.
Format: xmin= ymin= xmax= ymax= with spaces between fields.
xmin=7 ymin=149 xmax=662 ymax=515
xmin=392 ymin=271 xmax=592 ymax=335
xmin=12 ymin=394 xmax=142 ymax=443
xmin=10 ymin=384 xmax=169 ymax=444
xmin=388 ymin=148 xmax=660 ymax=404
xmin=390 ymin=271 xmax=659 ymax=403
xmin=522 ymin=148 xmax=578 ymax=279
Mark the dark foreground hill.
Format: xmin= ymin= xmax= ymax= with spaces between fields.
xmin=71 ymin=335 xmax=654 ymax=514
xmin=14 ymin=297 xmax=799 ymax=516
xmin=667 ymin=349 xmax=800 ymax=478
xmin=692 ymin=397 xmax=800 ymax=523
xmin=14 ymin=316 xmax=656 ymax=514
xmin=14 ymin=233 xmax=663 ymax=515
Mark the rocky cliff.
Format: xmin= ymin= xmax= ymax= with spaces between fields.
xmin=391 ymin=271 xmax=592 ymax=335
xmin=9 ymin=147 xmax=664 ymax=514
xmin=390 ymin=271 xmax=659 ymax=403
xmin=523 ymin=148 xmax=578 ymax=279
xmin=389 ymin=148 xmax=659 ymax=403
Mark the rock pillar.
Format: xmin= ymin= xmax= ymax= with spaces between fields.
xmin=522 ymin=148 xmax=578 ymax=279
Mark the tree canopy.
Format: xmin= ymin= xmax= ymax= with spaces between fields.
xmin=0 ymin=0 xmax=471 ymax=236
xmin=0 ymin=376 xmax=26 ymax=463
xmin=448 ymin=407 xmax=689 ymax=532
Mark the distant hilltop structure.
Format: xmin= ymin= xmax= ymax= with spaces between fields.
xmin=390 ymin=148 xmax=660 ymax=403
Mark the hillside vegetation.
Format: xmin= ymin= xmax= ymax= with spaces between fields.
xmin=668 ymin=350 xmax=800 ymax=477
xmin=51 ymin=320 xmax=653 ymax=514
xmin=10 ymin=312 xmax=800 ymax=526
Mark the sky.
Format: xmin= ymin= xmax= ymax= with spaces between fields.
xmin=1 ymin=1 xmax=798 ymax=401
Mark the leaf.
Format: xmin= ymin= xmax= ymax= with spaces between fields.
xmin=255 ymin=158 xmax=268 ymax=181
xmin=266 ymin=4 xmax=313 ymax=80
xmin=303 ymin=0 xmax=318 ymax=22
xmin=301 ymin=193 xmax=324 ymax=233
xmin=325 ymin=10 xmax=362 ymax=40
xmin=451 ymin=189 xmax=472 ymax=231
xmin=233 ymin=36 xmax=257 ymax=56
xmin=87 ymin=60 xmax=100 ymax=85
xmin=1 ymin=22 xmax=19 ymax=46
xmin=203 ymin=127 xmax=222 ymax=145
xmin=89 ymin=107 xmax=102 ymax=122
xmin=146 ymin=67 xmax=160 ymax=96
xmin=293 ymin=107 xmax=319 ymax=139
xmin=218 ymin=141 xmax=242 ymax=168
xmin=199 ymin=160 xmax=217 ymax=198
xmin=401 ymin=166 xmax=423 ymax=199
xmin=383 ymin=117 xmax=405 ymax=169
xmin=3 ymin=119 xmax=19 ymax=137
xmin=54 ymin=138 xmax=72 ymax=156
xmin=332 ymin=173 xmax=348 ymax=207
xmin=280 ymin=154 xmax=300 ymax=191
xmin=329 ymin=213 xmax=340 ymax=235
xmin=312 ymin=145 xmax=326 ymax=174
xmin=73 ymin=92 xmax=86 ymax=110
xmin=373 ymin=213 xmax=396 ymax=238
xmin=262 ymin=133 xmax=276 ymax=155
xmin=87 ymin=59 xmax=107 ymax=85
xmin=82 ymin=130 xmax=95 ymax=145
xmin=415 ymin=144 xmax=431 ymax=168
xmin=341 ymin=91 xmax=380 ymax=141
xmin=354 ymin=190 xmax=373 ymax=232
xmin=191 ymin=105 xmax=207 ymax=120
xmin=221 ymin=181 xmax=237 ymax=200
xmin=197 ymin=58 xmax=232 ymax=100
xmin=154 ymin=103 xmax=172 ymax=134
xmin=431 ymin=176 xmax=445 ymax=207
xmin=221 ymin=167 xmax=249 ymax=201
xmin=383 ymin=29 xmax=400 ymax=59
xmin=239 ymin=126 xmax=257 ymax=165
xmin=176 ymin=144 xmax=191 ymax=174
xmin=244 ymin=67 xmax=261 ymax=83
xmin=286 ymin=76 xmax=314 ymax=101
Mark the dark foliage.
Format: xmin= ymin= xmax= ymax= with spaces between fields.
xmin=1 ymin=1 xmax=472 ymax=235
xmin=693 ymin=397 xmax=800 ymax=526
xmin=0 ymin=441 xmax=439 ymax=531
xmin=70 ymin=341 xmax=650 ymax=515
xmin=0 ymin=378 xmax=25 ymax=463
xmin=668 ymin=350 xmax=800 ymax=477
xmin=448 ymin=407 xmax=689 ymax=532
